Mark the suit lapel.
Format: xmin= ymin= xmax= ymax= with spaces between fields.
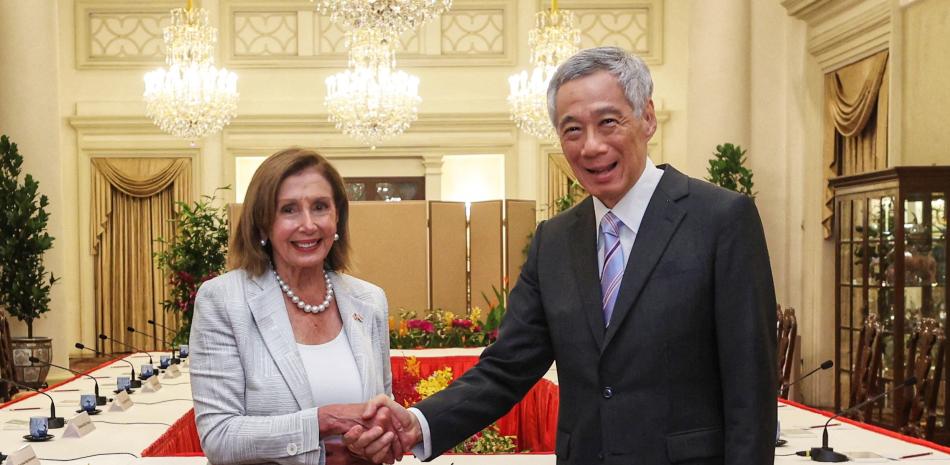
xmin=332 ymin=273 xmax=373 ymax=401
xmin=602 ymin=166 xmax=688 ymax=352
xmin=246 ymin=271 xmax=315 ymax=410
xmin=569 ymin=197 xmax=606 ymax=350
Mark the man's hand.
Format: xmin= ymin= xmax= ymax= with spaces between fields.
xmin=343 ymin=395 xmax=422 ymax=463
xmin=319 ymin=402 xmax=402 ymax=464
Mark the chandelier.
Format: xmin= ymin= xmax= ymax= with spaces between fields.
xmin=325 ymin=29 xmax=421 ymax=149
xmin=144 ymin=1 xmax=239 ymax=142
xmin=315 ymin=0 xmax=452 ymax=36
xmin=507 ymin=1 xmax=580 ymax=141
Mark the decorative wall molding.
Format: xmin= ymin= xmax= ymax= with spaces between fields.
xmin=782 ymin=0 xmax=891 ymax=72
xmin=220 ymin=0 xmax=516 ymax=68
xmin=75 ymin=0 xmax=179 ymax=69
xmin=548 ymin=0 xmax=663 ymax=65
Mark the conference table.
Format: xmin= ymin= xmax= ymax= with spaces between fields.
xmin=2 ymin=349 xmax=949 ymax=464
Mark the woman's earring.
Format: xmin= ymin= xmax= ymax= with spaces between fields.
xmin=333 ymin=233 xmax=339 ymax=241
xmin=260 ymin=238 xmax=267 ymax=247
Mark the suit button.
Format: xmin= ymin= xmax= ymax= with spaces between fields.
xmin=598 ymin=451 xmax=605 ymax=460
xmin=286 ymin=443 xmax=298 ymax=455
xmin=602 ymin=387 xmax=613 ymax=399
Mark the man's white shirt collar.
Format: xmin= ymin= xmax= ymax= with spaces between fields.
xmin=593 ymin=157 xmax=663 ymax=235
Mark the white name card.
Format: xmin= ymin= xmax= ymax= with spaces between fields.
xmin=141 ymin=375 xmax=162 ymax=392
xmin=63 ymin=411 xmax=95 ymax=438
xmin=7 ymin=444 xmax=40 ymax=465
xmin=109 ymin=390 xmax=134 ymax=411
xmin=163 ymin=364 xmax=181 ymax=379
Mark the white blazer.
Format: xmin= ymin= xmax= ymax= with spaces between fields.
xmin=189 ymin=268 xmax=392 ymax=465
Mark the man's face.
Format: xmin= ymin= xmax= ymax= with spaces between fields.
xmin=554 ymin=71 xmax=657 ymax=208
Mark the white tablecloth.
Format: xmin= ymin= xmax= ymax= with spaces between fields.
xmin=4 ymin=351 xmax=950 ymax=464
xmin=0 ymin=352 xmax=192 ymax=464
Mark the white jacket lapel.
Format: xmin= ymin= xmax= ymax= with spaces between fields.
xmin=246 ymin=271 xmax=316 ymax=410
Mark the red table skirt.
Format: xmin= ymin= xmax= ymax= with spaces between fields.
xmin=142 ymin=355 xmax=560 ymax=456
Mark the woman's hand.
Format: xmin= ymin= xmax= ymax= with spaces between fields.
xmin=325 ymin=442 xmax=376 ymax=465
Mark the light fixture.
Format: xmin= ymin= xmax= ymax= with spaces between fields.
xmin=144 ymin=0 xmax=239 ymax=142
xmin=315 ymin=0 xmax=452 ymax=36
xmin=507 ymin=0 xmax=580 ymax=141
xmin=325 ymin=29 xmax=421 ymax=149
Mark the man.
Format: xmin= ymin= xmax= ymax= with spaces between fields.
xmin=349 ymin=46 xmax=777 ymax=465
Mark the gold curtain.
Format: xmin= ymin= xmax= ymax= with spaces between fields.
xmin=822 ymin=50 xmax=889 ymax=238
xmin=91 ymin=158 xmax=192 ymax=353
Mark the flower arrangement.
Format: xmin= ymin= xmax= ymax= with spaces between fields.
xmin=390 ymin=307 xmax=489 ymax=349
xmin=393 ymin=357 xmax=517 ymax=454
xmin=389 ymin=280 xmax=509 ymax=349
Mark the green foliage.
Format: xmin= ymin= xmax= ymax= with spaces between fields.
xmin=554 ymin=179 xmax=585 ymax=214
xmin=0 ymin=135 xmax=59 ymax=338
xmin=480 ymin=281 xmax=508 ymax=337
xmin=706 ymin=143 xmax=755 ymax=198
xmin=154 ymin=188 xmax=230 ymax=344
xmin=451 ymin=423 xmax=519 ymax=454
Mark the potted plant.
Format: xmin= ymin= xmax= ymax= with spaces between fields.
xmin=0 ymin=135 xmax=59 ymax=388
xmin=706 ymin=143 xmax=756 ymax=198
xmin=154 ymin=188 xmax=230 ymax=345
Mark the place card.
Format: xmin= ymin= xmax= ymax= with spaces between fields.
xmin=141 ymin=375 xmax=162 ymax=392
xmin=163 ymin=364 xmax=181 ymax=379
xmin=63 ymin=411 xmax=95 ymax=438
xmin=7 ymin=444 xmax=40 ymax=465
xmin=109 ymin=391 xmax=133 ymax=411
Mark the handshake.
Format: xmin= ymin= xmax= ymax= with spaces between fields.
xmin=320 ymin=395 xmax=422 ymax=465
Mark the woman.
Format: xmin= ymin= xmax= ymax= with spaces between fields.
xmin=190 ymin=147 xmax=400 ymax=465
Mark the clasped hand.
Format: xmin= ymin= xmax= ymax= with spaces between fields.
xmin=322 ymin=395 xmax=421 ymax=464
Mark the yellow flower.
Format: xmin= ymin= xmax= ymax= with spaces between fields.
xmin=443 ymin=311 xmax=454 ymax=327
xmin=415 ymin=367 xmax=453 ymax=399
xmin=388 ymin=316 xmax=396 ymax=329
xmin=469 ymin=307 xmax=482 ymax=323
xmin=404 ymin=356 xmax=421 ymax=378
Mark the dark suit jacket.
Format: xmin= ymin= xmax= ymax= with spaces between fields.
xmin=416 ymin=165 xmax=777 ymax=464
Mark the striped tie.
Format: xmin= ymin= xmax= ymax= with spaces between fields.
xmin=600 ymin=211 xmax=624 ymax=327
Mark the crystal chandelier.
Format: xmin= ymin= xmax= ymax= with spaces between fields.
xmin=325 ymin=29 xmax=421 ymax=149
xmin=508 ymin=1 xmax=580 ymax=141
xmin=315 ymin=0 xmax=452 ymax=36
xmin=144 ymin=1 xmax=239 ymax=142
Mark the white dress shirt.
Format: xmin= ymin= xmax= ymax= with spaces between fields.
xmin=593 ymin=157 xmax=664 ymax=274
xmin=408 ymin=157 xmax=665 ymax=460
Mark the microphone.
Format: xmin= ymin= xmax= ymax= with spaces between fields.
xmin=29 ymin=356 xmax=107 ymax=406
xmin=0 ymin=377 xmax=65 ymax=428
xmin=804 ymin=377 xmax=916 ymax=462
xmin=99 ymin=333 xmax=153 ymax=366
xmin=782 ymin=360 xmax=833 ymax=393
xmin=128 ymin=326 xmax=179 ymax=365
xmin=147 ymin=319 xmax=178 ymax=339
xmin=77 ymin=342 xmax=142 ymax=388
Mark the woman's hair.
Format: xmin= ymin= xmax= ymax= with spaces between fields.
xmin=229 ymin=147 xmax=350 ymax=276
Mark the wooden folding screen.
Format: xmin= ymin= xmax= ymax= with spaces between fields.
xmin=470 ymin=201 xmax=503 ymax=311
xmin=428 ymin=202 xmax=468 ymax=314
xmin=348 ymin=201 xmax=429 ymax=315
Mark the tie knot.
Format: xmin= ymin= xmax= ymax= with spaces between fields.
xmin=601 ymin=211 xmax=622 ymax=237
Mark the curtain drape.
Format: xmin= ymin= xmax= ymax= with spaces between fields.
xmin=822 ymin=50 xmax=889 ymax=238
xmin=91 ymin=158 xmax=192 ymax=353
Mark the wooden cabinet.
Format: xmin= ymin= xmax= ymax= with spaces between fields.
xmin=831 ymin=167 xmax=950 ymax=433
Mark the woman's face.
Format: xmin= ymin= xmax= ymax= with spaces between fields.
xmin=268 ymin=166 xmax=338 ymax=275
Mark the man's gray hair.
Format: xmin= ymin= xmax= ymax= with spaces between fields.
xmin=546 ymin=46 xmax=654 ymax=129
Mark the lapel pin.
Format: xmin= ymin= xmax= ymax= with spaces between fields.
xmin=353 ymin=313 xmax=363 ymax=322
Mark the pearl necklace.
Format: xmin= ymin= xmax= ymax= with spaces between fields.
xmin=273 ymin=269 xmax=334 ymax=313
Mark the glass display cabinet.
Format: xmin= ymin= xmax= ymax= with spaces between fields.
xmin=831 ymin=167 xmax=950 ymax=436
